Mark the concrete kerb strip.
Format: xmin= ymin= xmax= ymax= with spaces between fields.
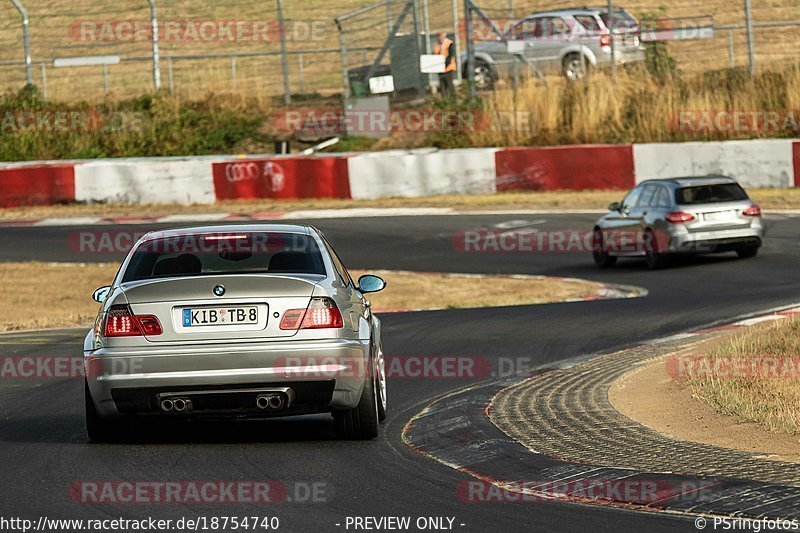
xmin=402 ymin=303 xmax=800 ymax=521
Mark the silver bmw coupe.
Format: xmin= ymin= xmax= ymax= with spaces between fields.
xmin=84 ymin=225 xmax=388 ymax=441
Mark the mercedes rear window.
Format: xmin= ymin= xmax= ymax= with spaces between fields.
xmin=121 ymin=232 xmax=326 ymax=283
xmin=676 ymin=184 xmax=748 ymax=205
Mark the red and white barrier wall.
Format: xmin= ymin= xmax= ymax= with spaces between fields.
xmin=1 ymin=139 xmax=798 ymax=207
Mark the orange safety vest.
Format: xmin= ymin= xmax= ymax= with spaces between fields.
xmin=434 ymin=38 xmax=456 ymax=72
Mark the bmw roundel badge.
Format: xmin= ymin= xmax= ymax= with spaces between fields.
xmin=213 ymin=284 xmax=226 ymax=297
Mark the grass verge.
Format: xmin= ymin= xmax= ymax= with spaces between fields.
xmin=0 ymin=263 xmax=602 ymax=332
xmin=686 ymin=317 xmax=800 ymax=435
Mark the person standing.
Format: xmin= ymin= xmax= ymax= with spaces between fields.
xmin=434 ymin=32 xmax=456 ymax=96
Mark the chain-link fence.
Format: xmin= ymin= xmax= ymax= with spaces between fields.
xmin=480 ymin=0 xmax=799 ymax=75
xmin=0 ymin=0 xmax=798 ymax=103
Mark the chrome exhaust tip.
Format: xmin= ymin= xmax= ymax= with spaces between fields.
xmin=256 ymin=395 xmax=271 ymax=410
xmin=160 ymin=399 xmax=174 ymax=412
xmin=267 ymin=395 xmax=284 ymax=410
xmin=173 ymin=398 xmax=188 ymax=412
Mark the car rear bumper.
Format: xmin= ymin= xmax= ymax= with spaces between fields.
xmin=667 ymin=226 xmax=765 ymax=253
xmin=85 ymin=338 xmax=370 ymax=418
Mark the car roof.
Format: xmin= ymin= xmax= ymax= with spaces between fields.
xmin=526 ymin=9 xmax=599 ymax=17
xmin=143 ymin=224 xmax=312 ymax=241
xmin=639 ymin=175 xmax=738 ymax=188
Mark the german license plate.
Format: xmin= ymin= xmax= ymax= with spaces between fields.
xmin=182 ymin=306 xmax=258 ymax=327
xmin=704 ymin=211 xmax=735 ymax=222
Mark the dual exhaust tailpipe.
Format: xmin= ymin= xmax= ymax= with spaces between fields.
xmin=155 ymin=387 xmax=294 ymax=414
xmin=160 ymin=397 xmax=192 ymax=413
xmin=256 ymin=393 xmax=286 ymax=411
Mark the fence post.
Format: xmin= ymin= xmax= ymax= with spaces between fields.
xmin=147 ymin=0 xmax=161 ymax=90
xmin=451 ymin=0 xmax=462 ymax=83
xmin=9 ymin=0 xmax=33 ymax=86
xmin=386 ymin=0 xmax=393 ymax=38
xmin=103 ymin=64 xmax=109 ymax=96
xmin=728 ymin=30 xmax=735 ymax=68
xmin=422 ymin=0 xmax=433 ymax=89
xmin=335 ymin=18 xmax=350 ymax=99
xmin=167 ymin=56 xmax=174 ymax=93
xmin=298 ymin=53 xmax=305 ymax=93
xmin=276 ymin=0 xmax=291 ymax=106
xmin=607 ymin=0 xmax=616 ymax=82
xmin=744 ymin=0 xmax=756 ymax=76
xmin=464 ymin=0 xmax=475 ymax=100
xmin=40 ymin=63 xmax=47 ymax=100
xmin=231 ymin=56 xmax=237 ymax=91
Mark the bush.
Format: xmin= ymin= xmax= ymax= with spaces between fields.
xmin=0 ymin=90 xmax=264 ymax=161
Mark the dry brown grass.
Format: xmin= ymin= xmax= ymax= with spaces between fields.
xmin=0 ymin=263 xmax=602 ymax=332
xmin=350 ymin=270 xmax=600 ymax=311
xmin=1 ymin=187 xmax=797 ymax=221
xmin=477 ymin=67 xmax=800 ymax=146
xmin=687 ymin=317 xmax=800 ymax=434
xmin=0 ymin=0 xmax=797 ymax=101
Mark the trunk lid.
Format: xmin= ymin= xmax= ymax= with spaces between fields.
xmin=120 ymin=274 xmax=321 ymax=344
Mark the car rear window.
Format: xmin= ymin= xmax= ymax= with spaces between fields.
xmin=121 ymin=232 xmax=326 ymax=283
xmin=600 ymin=9 xmax=638 ymax=30
xmin=676 ymin=184 xmax=748 ymax=205
xmin=575 ymin=15 xmax=602 ymax=32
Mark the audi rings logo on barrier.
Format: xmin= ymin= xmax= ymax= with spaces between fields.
xmin=224 ymin=161 xmax=286 ymax=192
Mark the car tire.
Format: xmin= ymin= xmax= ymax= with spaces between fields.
xmin=85 ymin=379 xmax=128 ymax=442
xmin=736 ymin=245 xmax=759 ymax=259
xmin=644 ymin=229 xmax=666 ymax=270
xmin=466 ymin=60 xmax=495 ymax=91
xmin=562 ymin=53 xmax=590 ymax=81
xmin=592 ymin=228 xmax=617 ymax=269
xmin=333 ymin=360 xmax=380 ymax=440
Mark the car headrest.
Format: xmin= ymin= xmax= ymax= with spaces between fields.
xmin=153 ymin=257 xmax=178 ymax=276
xmin=268 ymin=251 xmax=315 ymax=273
xmin=174 ymin=254 xmax=202 ymax=274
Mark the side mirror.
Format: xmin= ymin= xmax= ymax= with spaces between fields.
xmin=92 ymin=286 xmax=111 ymax=303
xmin=608 ymin=202 xmax=621 ymax=212
xmin=357 ymin=274 xmax=386 ymax=294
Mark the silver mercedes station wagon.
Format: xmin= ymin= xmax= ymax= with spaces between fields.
xmin=592 ymin=176 xmax=765 ymax=269
xmin=84 ymin=225 xmax=387 ymax=441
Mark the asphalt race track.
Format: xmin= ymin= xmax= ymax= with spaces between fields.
xmin=1 ymin=212 xmax=800 ymax=533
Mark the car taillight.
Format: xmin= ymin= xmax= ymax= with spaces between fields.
xmin=600 ymin=34 xmax=611 ymax=48
xmin=742 ymin=205 xmax=762 ymax=217
xmin=666 ymin=211 xmax=695 ymax=224
xmin=280 ymin=298 xmax=344 ymax=330
xmin=103 ymin=305 xmax=162 ymax=337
